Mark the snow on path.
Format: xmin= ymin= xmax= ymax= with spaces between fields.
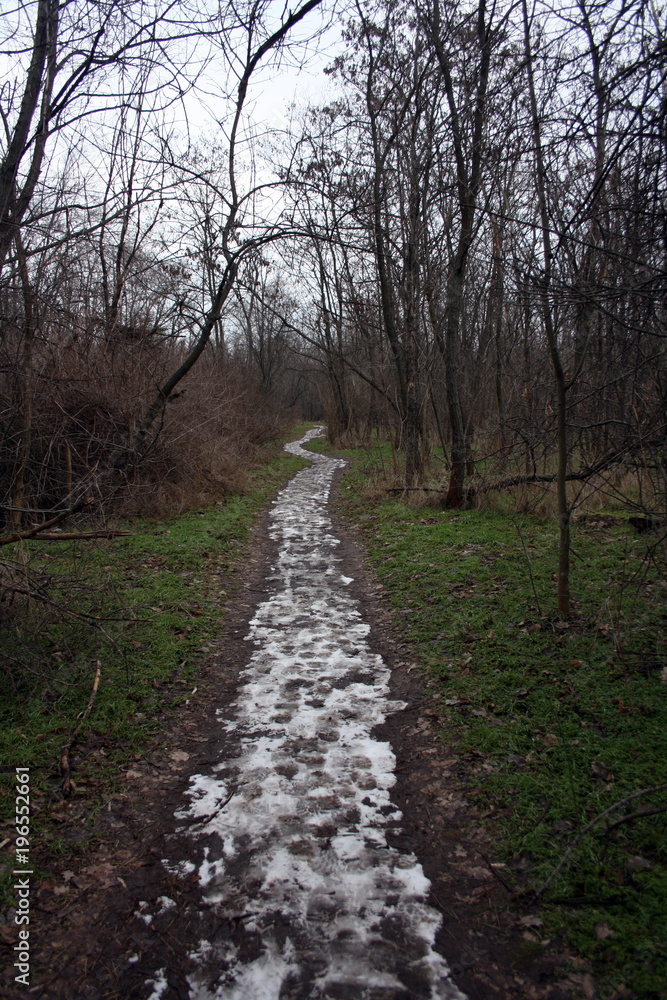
xmin=164 ymin=428 xmax=466 ymax=1000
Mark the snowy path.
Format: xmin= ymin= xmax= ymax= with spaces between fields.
xmin=161 ymin=429 xmax=466 ymax=1000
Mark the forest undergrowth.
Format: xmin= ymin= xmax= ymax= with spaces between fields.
xmin=309 ymin=436 xmax=667 ymax=1000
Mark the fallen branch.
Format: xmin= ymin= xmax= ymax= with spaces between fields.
xmin=473 ymin=449 xmax=626 ymax=497
xmin=474 ymin=848 xmax=515 ymax=893
xmin=31 ymin=529 xmax=130 ymax=541
xmin=186 ymin=787 xmax=239 ymax=827
xmin=384 ymin=450 xmax=631 ymax=499
xmin=603 ymin=804 xmax=667 ymax=834
xmin=60 ymin=660 xmax=102 ymax=798
xmin=0 ymin=498 xmax=92 ymax=547
xmin=533 ymin=784 xmax=667 ymax=902
xmin=546 ymin=894 xmax=627 ymax=907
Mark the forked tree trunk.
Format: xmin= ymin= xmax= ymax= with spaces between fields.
xmin=429 ymin=0 xmax=492 ymax=508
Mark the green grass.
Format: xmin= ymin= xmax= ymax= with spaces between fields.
xmin=315 ymin=437 xmax=667 ymax=1000
xmin=0 ymin=428 xmax=311 ymax=899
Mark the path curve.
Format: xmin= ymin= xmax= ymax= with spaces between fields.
xmin=154 ymin=429 xmax=466 ymax=1000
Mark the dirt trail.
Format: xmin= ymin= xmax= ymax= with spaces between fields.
xmin=2 ymin=431 xmax=574 ymax=1000
xmin=149 ymin=428 xmax=465 ymax=999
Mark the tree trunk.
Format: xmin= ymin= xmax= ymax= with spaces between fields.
xmin=0 ymin=0 xmax=58 ymax=270
xmin=11 ymin=235 xmax=35 ymax=528
xmin=442 ymin=265 xmax=468 ymax=507
xmin=429 ymin=0 xmax=492 ymax=507
xmin=522 ymin=0 xmax=570 ymax=616
xmin=555 ymin=369 xmax=570 ymax=618
xmin=404 ymin=374 xmax=426 ymax=487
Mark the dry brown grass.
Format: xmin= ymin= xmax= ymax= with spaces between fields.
xmin=0 ymin=329 xmax=293 ymax=526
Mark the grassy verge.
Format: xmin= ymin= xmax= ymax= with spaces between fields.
xmin=313 ymin=437 xmax=667 ymax=1000
xmin=0 ymin=426 xmax=312 ymax=902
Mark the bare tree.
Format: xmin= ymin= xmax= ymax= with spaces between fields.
xmin=132 ymin=0 xmax=325 ymax=459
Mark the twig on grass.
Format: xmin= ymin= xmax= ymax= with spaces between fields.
xmin=533 ymin=783 xmax=667 ymax=901
xmin=512 ymin=517 xmax=542 ymax=615
xmin=476 ymin=849 xmax=515 ymax=893
xmin=60 ymin=660 xmax=102 ymax=798
xmin=603 ymin=804 xmax=667 ymax=834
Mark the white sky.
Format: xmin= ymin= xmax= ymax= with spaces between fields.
xmin=171 ymin=17 xmax=345 ymax=140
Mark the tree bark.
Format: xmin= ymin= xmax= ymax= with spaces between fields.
xmin=429 ymin=0 xmax=491 ymax=507
xmin=522 ymin=0 xmax=570 ymax=617
xmin=0 ymin=0 xmax=58 ymax=270
xmin=11 ymin=234 xmax=35 ymax=528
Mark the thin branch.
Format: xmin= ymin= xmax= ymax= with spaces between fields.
xmin=0 ymin=498 xmax=92 ymax=547
xmin=603 ymin=804 xmax=667 ymax=834
xmin=59 ymin=660 xmax=101 ymax=798
xmin=29 ymin=529 xmax=130 ymax=541
xmin=534 ymin=784 xmax=667 ymax=901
